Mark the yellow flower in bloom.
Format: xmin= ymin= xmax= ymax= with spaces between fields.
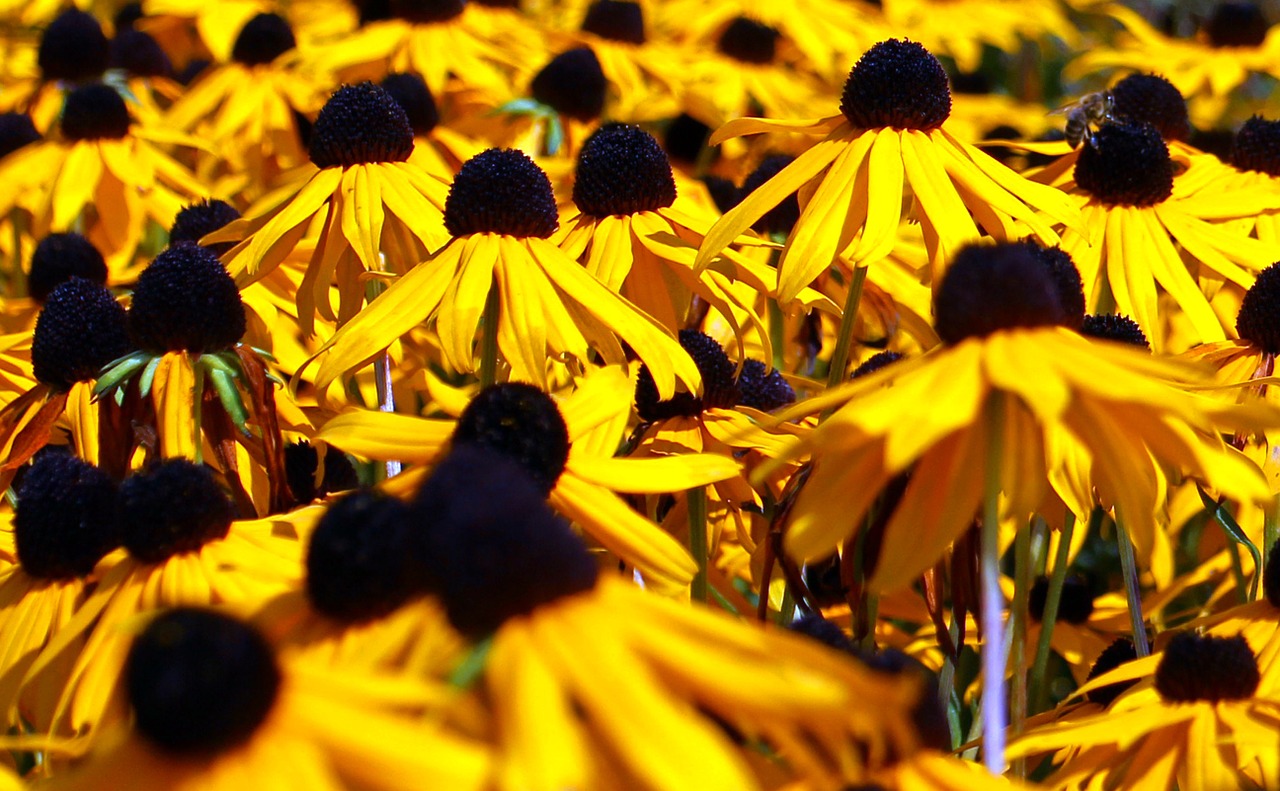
xmin=1066 ymin=3 xmax=1280 ymax=127
xmin=654 ymin=0 xmax=888 ymax=84
xmin=308 ymin=148 xmax=700 ymax=398
xmin=0 ymin=455 xmax=125 ymax=733
xmin=1009 ymin=631 xmax=1280 ymax=790
xmin=25 ymin=461 xmax=305 ymax=737
xmin=309 ymin=0 xmax=520 ymax=103
xmin=317 ymin=369 xmax=738 ymax=592
xmin=35 ymin=608 xmax=492 ymax=791
xmin=0 ymin=83 xmax=206 ymax=279
xmin=764 ymin=244 xmax=1277 ymax=592
xmin=1047 ymin=120 xmax=1279 ymax=350
xmin=164 ymin=12 xmax=329 ymax=197
xmin=0 ymin=279 xmax=130 ymax=490
xmin=880 ymin=0 xmax=1078 ymax=73
xmin=208 ymin=82 xmax=450 ymax=334
xmin=555 ymin=123 xmax=793 ymax=356
xmin=697 ymin=39 xmax=1079 ymax=302
xmin=410 ymin=446 xmax=922 ymax=791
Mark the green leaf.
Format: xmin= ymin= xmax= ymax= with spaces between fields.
xmin=447 ymin=637 xmax=494 ymax=689
xmin=92 ymin=352 xmax=149 ymax=398
xmin=1199 ymin=486 xmax=1262 ymax=601
xmin=208 ymin=369 xmax=249 ymax=432
xmin=137 ymin=355 xmax=163 ymax=399
xmin=545 ymin=115 xmax=565 ymax=155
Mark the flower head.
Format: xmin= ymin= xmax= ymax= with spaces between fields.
xmin=127 ymin=243 xmax=246 ymax=354
xmin=28 ymin=232 xmax=107 ymax=303
xmin=14 ymin=453 xmax=121 ymax=580
xmin=126 ymin=607 xmax=281 ymax=756
xmin=572 ymin=123 xmax=676 ymax=217
xmin=443 ymin=148 xmax=558 ymax=238
xmin=120 ymin=459 xmax=235 ymax=563
xmin=310 ymin=82 xmax=415 ymax=170
xmin=60 ymin=83 xmax=131 ymax=141
xmin=38 ymin=9 xmax=109 ymax=83
xmin=31 ymin=277 xmax=128 ymax=390
xmin=840 ymin=39 xmax=951 ymax=131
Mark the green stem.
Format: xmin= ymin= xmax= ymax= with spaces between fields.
xmin=1226 ymin=541 xmax=1249 ymax=605
xmin=980 ymin=393 xmax=1007 ymax=775
xmin=479 ymin=287 xmax=500 ymax=389
xmin=1114 ymin=515 xmax=1150 ymax=657
xmin=823 ymin=265 xmax=868 ymax=394
xmin=688 ymin=486 xmax=709 ymax=603
xmin=939 ymin=613 xmax=963 ymax=748
xmin=367 ymin=264 xmax=400 ymax=478
xmin=1266 ymin=502 xmax=1279 ymax=578
xmin=1031 ymin=512 xmax=1075 ymax=714
xmin=778 ymin=585 xmax=796 ymax=625
xmin=860 ymin=593 xmax=879 ymax=653
xmin=1010 ymin=518 xmax=1033 ymax=779
xmin=766 ymin=238 xmax=786 ymax=372
xmin=191 ymin=355 xmax=205 ymax=465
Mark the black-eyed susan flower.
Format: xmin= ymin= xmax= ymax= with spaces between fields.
xmin=0 ymin=9 xmax=111 ymax=131
xmin=542 ymin=0 xmax=683 ymax=123
xmin=766 ymin=242 xmax=1275 ymax=595
xmin=252 ymin=487 xmax=464 ymax=675
xmin=312 ymin=0 xmax=520 ymax=103
xmin=0 ymin=453 xmax=123 ymax=732
xmin=308 ymin=147 xmax=700 ymax=396
xmin=37 ymin=607 xmax=493 ymax=790
xmin=1067 ymin=2 xmax=1280 ymax=128
xmin=208 ymin=81 xmax=450 ymax=334
xmin=164 ymin=12 xmax=328 ymax=198
xmin=315 ymin=371 xmax=738 ymax=593
xmin=555 ymin=123 xmax=788 ymax=357
xmin=380 ymin=71 xmax=482 ymax=180
xmin=697 ymin=39 xmax=1080 ymax=302
xmin=1009 ymin=631 xmax=1280 ymax=789
xmin=1053 ymin=120 xmax=1280 ymax=350
xmin=681 ymin=16 xmax=833 ymax=129
xmin=763 ymin=242 xmax=1280 ymax=768
xmin=0 ymin=82 xmax=207 ymax=279
xmin=1 ymin=231 xmax=109 ymax=335
xmin=0 ymin=277 xmax=130 ymax=489
xmin=880 ymin=0 xmax=1077 ymax=74
xmin=655 ymin=0 xmax=888 ymax=85
xmin=25 ymin=459 xmax=306 ymax=737
xmin=93 ymin=243 xmax=293 ymax=513
xmin=408 ymin=445 xmax=921 ymax=791
xmin=1194 ymin=115 xmax=1280 ymax=246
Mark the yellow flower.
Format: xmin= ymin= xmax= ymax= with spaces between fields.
xmin=317 ymin=369 xmax=739 ymax=592
xmin=307 ymin=148 xmax=700 ymax=398
xmin=1067 ymin=3 xmax=1280 ymax=127
xmin=697 ymin=39 xmax=1079 ymax=303
xmin=881 ymin=0 xmax=1078 ymax=72
xmin=410 ymin=445 xmax=922 ymax=791
xmin=1009 ymin=630 xmax=1280 ymax=790
xmin=764 ymin=243 xmax=1277 ymax=592
xmin=164 ymin=12 xmax=329 ymax=198
xmin=208 ymin=82 xmax=451 ymax=334
xmin=0 ymin=83 xmax=206 ymax=279
xmin=25 ymin=460 xmax=307 ymax=737
xmin=1047 ymin=120 xmax=1280 ymax=350
xmin=35 ymin=607 xmax=492 ymax=791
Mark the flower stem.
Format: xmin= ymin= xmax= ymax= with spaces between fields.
xmin=374 ymin=353 xmax=401 ymax=479
xmin=980 ymin=393 xmax=1007 ymax=776
xmin=1114 ymin=515 xmax=1150 ymax=657
xmin=823 ymin=265 xmax=868 ymax=394
xmin=1009 ymin=518 xmax=1034 ymax=779
xmin=1030 ymin=512 xmax=1075 ymax=714
xmin=1266 ymin=502 xmax=1279 ymax=578
xmin=688 ymin=486 xmax=709 ymax=603
xmin=480 ymin=288 xmax=500 ymax=389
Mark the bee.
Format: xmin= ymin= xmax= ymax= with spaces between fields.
xmin=1053 ymin=91 xmax=1116 ymax=149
